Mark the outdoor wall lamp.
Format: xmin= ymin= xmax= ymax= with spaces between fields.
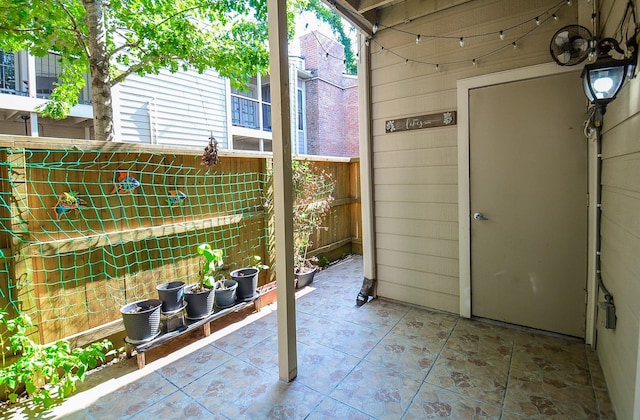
xmin=581 ymin=37 xmax=637 ymax=113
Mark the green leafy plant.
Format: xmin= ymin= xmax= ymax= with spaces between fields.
xmin=291 ymin=160 xmax=335 ymax=273
xmin=0 ymin=310 xmax=114 ymax=409
xmin=194 ymin=243 xmax=224 ymax=292
xmin=250 ymin=255 xmax=269 ymax=272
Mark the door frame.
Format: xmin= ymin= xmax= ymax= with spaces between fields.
xmin=456 ymin=62 xmax=597 ymax=344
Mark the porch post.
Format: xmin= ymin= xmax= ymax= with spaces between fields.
xmin=357 ymin=33 xmax=376 ymax=302
xmin=25 ymin=54 xmax=39 ymax=137
xmin=267 ymin=0 xmax=297 ymax=382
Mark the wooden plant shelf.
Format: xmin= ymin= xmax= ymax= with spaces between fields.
xmin=124 ymin=292 xmax=263 ymax=369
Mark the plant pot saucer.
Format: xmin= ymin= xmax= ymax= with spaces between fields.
xmin=185 ymin=312 xmax=211 ymax=321
xmin=124 ymin=330 xmax=161 ymax=345
xmin=161 ymin=301 xmax=187 ymax=315
xmin=215 ymin=301 xmax=236 ymax=310
xmin=237 ymin=289 xmax=261 ymax=302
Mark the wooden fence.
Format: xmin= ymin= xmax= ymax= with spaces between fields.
xmin=0 ymin=135 xmax=361 ymax=344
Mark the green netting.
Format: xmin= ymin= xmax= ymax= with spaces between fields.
xmin=0 ymin=146 xmax=270 ymax=337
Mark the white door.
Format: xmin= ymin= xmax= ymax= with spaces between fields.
xmin=469 ymin=72 xmax=587 ymax=337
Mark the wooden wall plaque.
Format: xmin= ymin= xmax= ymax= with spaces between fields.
xmin=385 ymin=111 xmax=457 ymax=133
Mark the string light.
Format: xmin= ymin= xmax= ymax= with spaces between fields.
xmin=365 ymin=0 xmax=568 ymax=71
xmin=372 ymin=23 xmax=379 ymax=34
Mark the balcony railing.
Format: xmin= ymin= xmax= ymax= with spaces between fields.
xmin=231 ymin=95 xmax=272 ymax=132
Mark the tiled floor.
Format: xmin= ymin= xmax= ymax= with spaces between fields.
xmin=42 ymin=255 xmax=614 ymax=419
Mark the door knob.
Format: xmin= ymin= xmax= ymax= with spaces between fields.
xmin=473 ymin=212 xmax=488 ymax=221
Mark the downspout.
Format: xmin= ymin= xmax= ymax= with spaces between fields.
xmin=356 ymin=33 xmax=376 ymax=306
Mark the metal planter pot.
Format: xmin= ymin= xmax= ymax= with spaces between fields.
xmin=121 ymin=299 xmax=162 ymax=343
xmin=156 ymin=281 xmax=185 ymax=312
xmin=231 ymin=268 xmax=259 ymax=301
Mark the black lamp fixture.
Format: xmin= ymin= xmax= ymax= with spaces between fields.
xmin=580 ymin=37 xmax=637 ymax=112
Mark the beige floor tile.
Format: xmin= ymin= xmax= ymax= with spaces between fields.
xmin=405 ymin=382 xmax=502 ymax=419
xmin=330 ymin=360 xmax=422 ymax=419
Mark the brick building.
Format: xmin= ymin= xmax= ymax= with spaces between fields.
xmin=298 ymin=32 xmax=359 ymax=158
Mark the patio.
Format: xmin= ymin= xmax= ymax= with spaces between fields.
xmin=33 ymin=255 xmax=613 ymax=419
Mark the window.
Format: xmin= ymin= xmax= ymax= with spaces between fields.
xmin=0 ymin=51 xmax=16 ymax=93
xmin=262 ymin=84 xmax=271 ymax=132
xmin=297 ymin=89 xmax=304 ymax=130
xmin=230 ymin=76 xmax=272 ymax=132
xmin=33 ymin=53 xmax=91 ymax=103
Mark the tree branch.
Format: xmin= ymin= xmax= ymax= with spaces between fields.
xmin=55 ymin=0 xmax=90 ymax=59
xmin=110 ymin=54 xmax=178 ymax=86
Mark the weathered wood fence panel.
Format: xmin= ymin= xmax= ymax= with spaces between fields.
xmin=0 ymin=135 xmax=361 ymax=344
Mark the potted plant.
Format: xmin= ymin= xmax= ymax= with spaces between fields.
xmin=184 ymin=244 xmax=223 ymax=320
xmin=213 ymin=278 xmax=238 ymax=309
xmin=156 ymin=281 xmax=185 ymax=313
xmin=231 ymin=255 xmax=269 ymax=301
xmin=120 ymin=298 xmax=163 ymax=343
xmin=291 ymin=160 xmax=334 ymax=288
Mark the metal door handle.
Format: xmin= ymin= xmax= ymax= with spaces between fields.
xmin=473 ymin=212 xmax=488 ymax=221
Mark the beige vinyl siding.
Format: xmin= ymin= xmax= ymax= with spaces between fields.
xmin=595 ymin=56 xmax=640 ymax=420
xmin=370 ymin=0 xmax=577 ymax=311
xmin=117 ymin=69 xmax=227 ymax=148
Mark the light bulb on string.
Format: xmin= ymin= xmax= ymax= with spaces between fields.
xmin=416 ymin=34 xmax=421 ymax=44
xmin=472 ymin=58 xmax=477 ymax=66
xmin=512 ymin=41 xmax=518 ymax=49
xmin=535 ymin=16 xmax=540 ymax=25
xmin=405 ymin=59 xmax=409 ymax=65
xmin=459 ymin=37 xmax=465 ymax=47
xmin=372 ymin=23 xmax=379 ymax=34
xmin=566 ymin=0 xmax=571 ymax=5
xmin=499 ymin=30 xmax=505 ymax=40
xmin=325 ymin=52 xmax=329 ymax=59
xmin=552 ymin=14 xmax=558 ymax=21
xmin=435 ymin=64 xmax=440 ymax=71
xmin=364 ymin=38 xmax=370 ymax=47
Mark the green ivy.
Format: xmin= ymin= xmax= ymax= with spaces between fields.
xmin=0 ymin=310 xmax=115 ymax=409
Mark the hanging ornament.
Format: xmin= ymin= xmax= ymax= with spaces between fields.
xmin=111 ymin=171 xmax=140 ymax=194
xmin=53 ymin=191 xmax=86 ymax=220
xmin=202 ymin=133 xmax=220 ymax=168
xmin=168 ymin=190 xmax=187 ymax=206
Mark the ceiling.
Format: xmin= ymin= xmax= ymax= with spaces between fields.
xmin=328 ymin=0 xmax=475 ymax=36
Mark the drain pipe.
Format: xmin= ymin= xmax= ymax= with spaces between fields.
xmin=592 ymin=107 xmax=616 ymax=329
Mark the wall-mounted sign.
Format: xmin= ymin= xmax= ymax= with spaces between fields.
xmin=385 ymin=111 xmax=457 ymax=133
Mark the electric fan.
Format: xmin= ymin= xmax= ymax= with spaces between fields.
xmin=549 ymin=25 xmax=593 ymax=66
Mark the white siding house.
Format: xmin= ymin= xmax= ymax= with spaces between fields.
xmin=114 ymin=69 xmax=228 ymax=149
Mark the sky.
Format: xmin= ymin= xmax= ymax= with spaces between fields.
xmin=290 ymin=10 xmax=358 ymax=56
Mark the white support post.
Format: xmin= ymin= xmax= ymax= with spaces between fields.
xmin=25 ymin=54 xmax=39 ymax=136
xmin=267 ymin=0 xmax=297 ymax=382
